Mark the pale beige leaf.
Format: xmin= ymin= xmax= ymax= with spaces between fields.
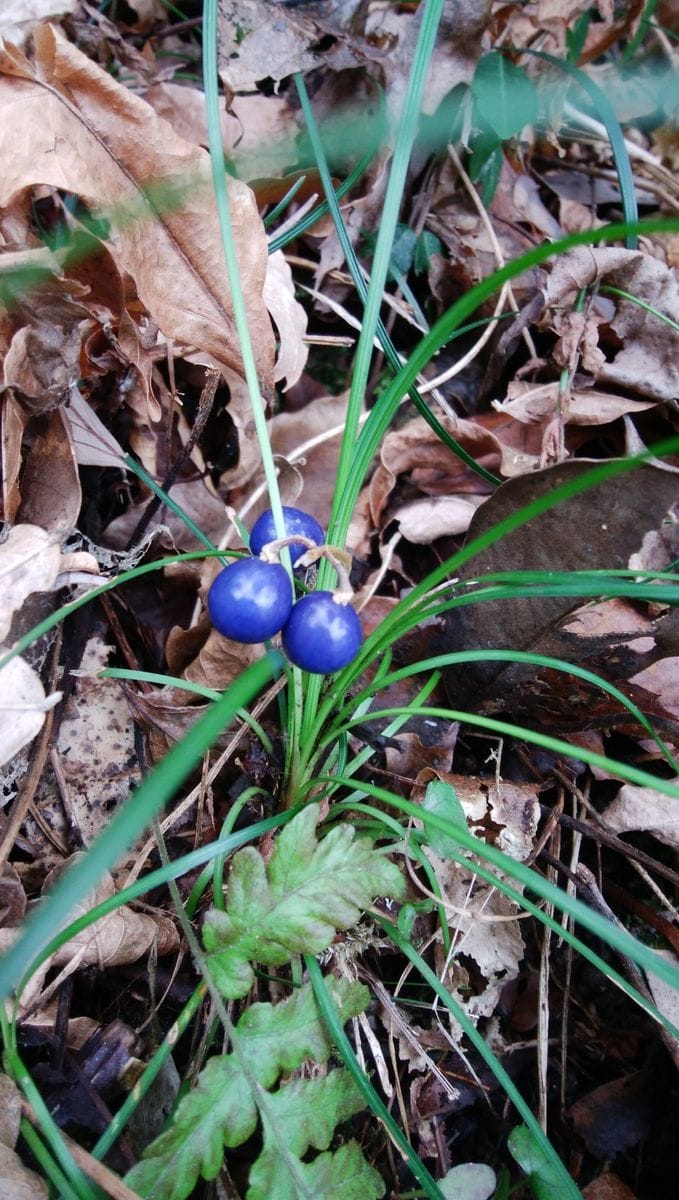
xmin=645 ymin=950 xmax=679 ymax=1040
xmin=0 ymin=1144 xmax=48 ymax=1200
xmin=45 ymin=854 xmax=178 ymax=969
xmin=0 ymin=655 xmax=60 ymax=768
xmin=629 ymin=657 xmax=679 ymax=719
xmin=0 ymin=524 xmax=62 ymax=641
xmin=601 ymin=781 xmax=679 ymax=851
xmin=263 ymin=250 xmax=308 ymax=391
xmin=32 ymin=637 xmax=141 ymax=846
xmin=430 ymin=862 xmax=527 ymax=1028
xmin=1 ymin=392 xmax=26 ymax=524
xmin=397 ymin=495 xmax=484 ymax=543
xmin=0 ymin=1 xmax=77 ymax=47
xmin=542 ymin=246 xmax=679 ymax=402
xmin=494 ymin=382 xmax=655 ymax=426
xmin=0 ymin=27 xmax=274 ymax=383
xmin=0 ymin=1073 xmax=21 ymax=1148
xmin=62 ymin=386 xmax=125 ymax=468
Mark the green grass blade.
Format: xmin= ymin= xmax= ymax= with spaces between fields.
xmin=334 ymin=703 xmax=679 ymax=796
xmin=326 ymin=648 xmax=679 ymax=773
xmin=294 ymin=72 xmax=499 ymax=490
xmin=529 ymin=50 xmax=638 ymax=248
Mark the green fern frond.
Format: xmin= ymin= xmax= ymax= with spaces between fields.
xmin=125 ymin=956 xmax=377 ymax=1198
xmin=202 ymin=802 xmax=405 ymax=999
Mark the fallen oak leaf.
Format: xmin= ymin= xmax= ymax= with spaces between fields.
xmin=0 ymin=26 xmax=274 ymax=384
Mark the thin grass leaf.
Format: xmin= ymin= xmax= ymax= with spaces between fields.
xmin=326 ymin=781 xmax=679 ymax=998
xmin=328 ymin=796 xmax=679 ymax=1046
xmin=329 ymin=220 xmax=679 ymax=541
xmin=529 ymin=50 xmax=638 ymax=248
xmin=294 ymin=72 xmax=499 ymax=490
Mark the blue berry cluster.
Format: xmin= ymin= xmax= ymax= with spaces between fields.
xmin=207 ymin=507 xmax=362 ymax=674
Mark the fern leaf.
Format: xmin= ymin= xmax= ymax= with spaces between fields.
xmin=247 ymin=1140 xmax=386 ymax=1200
xmin=125 ymin=978 xmax=371 ymax=1200
xmin=237 ymin=976 xmax=369 ymax=1088
xmin=125 ymin=1055 xmax=256 ymax=1200
xmin=261 ymin=1069 xmax=365 ymax=1157
xmin=203 ymin=802 xmax=405 ymax=999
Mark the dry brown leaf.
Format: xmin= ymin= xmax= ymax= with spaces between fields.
xmin=431 ymin=863 xmax=528 ymax=1027
xmin=0 ymin=1072 xmax=21 ymax=1148
xmin=265 ymin=391 xmax=353 ymax=530
xmin=31 ymin=637 xmax=140 ymax=846
xmin=494 ymin=382 xmax=655 ymax=427
xmin=601 ymin=780 xmax=679 ymax=851
xmin=44 ymin=853 xmax=178 ymax=970
xmin=0 ymin=1075 xmax=49 ymax=1197
xmin=542 ymin=246 xmax=679 ymax=402
xmin=263 ymin=251 xmax=308 ymax=391
xmin=183 ymin=627 xmax=263 ymax=694
xmin=145 ymin=82 xmax=299 ymax=182
xmin=0 ymin=863 xmax=26 ymax=928
xmin=0 ymin=1144 xmax=49 ymax=1199
xmin=583 ymin=1174 xmax=638 ymax=1200
xmin=0 ymin=26 xmax=274 ymax=384
xmin=16 ymin=408 xmax=82 ymax=532
xmin=416 ymin=769 xmax=541 ymax=861
xmin=440 ymin=461 xmax=678 ymax=706
xmin=368 ymin=415 xmax=527 ymax=536
xmin=105 ymin=475 xmax=229 ymax=552
xmin=629 ymin=657 xmax=679 ymax=718
xmin=2 ymin=277 xmax=93 ymax=410
xmin=396 ymin=495 xmax=485 ymax=543
xmin=1 ymin=392 xmax=26 ymax=524
xmin=563 ymin=597 xmax=655 ymax=650
xmin=218 ymin=0 xmax=360 ymax=93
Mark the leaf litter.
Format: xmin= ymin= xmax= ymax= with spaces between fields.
xmin=1 ymin=2 xmax=679 ymax=1198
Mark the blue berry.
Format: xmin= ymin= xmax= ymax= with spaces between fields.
xmin=282 ymin=592 xmax=363 ymax=673
xmin=208 ymin=558 xmax=292 ymax=643
xmin=249 ymin=506 xmax=325 ymax=566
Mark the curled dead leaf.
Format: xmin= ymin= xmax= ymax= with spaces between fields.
xmin=263 ymin=251 xmax=308 ymax=391
xmin=0 ymin=26 xmax=274 ymax=384
xmin=44 ymin=853 xmax=178 ymax=970
xmin=542 ymin=246 xmax=679 ymax=402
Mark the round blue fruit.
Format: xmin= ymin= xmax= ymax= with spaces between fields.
xmin=249 ymin=506 xmax=325 ymax=566
xmin=282 ymin=592 xmax=363 ymax=674
xmin=207 ymin=558 xmax=293 ymax=643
